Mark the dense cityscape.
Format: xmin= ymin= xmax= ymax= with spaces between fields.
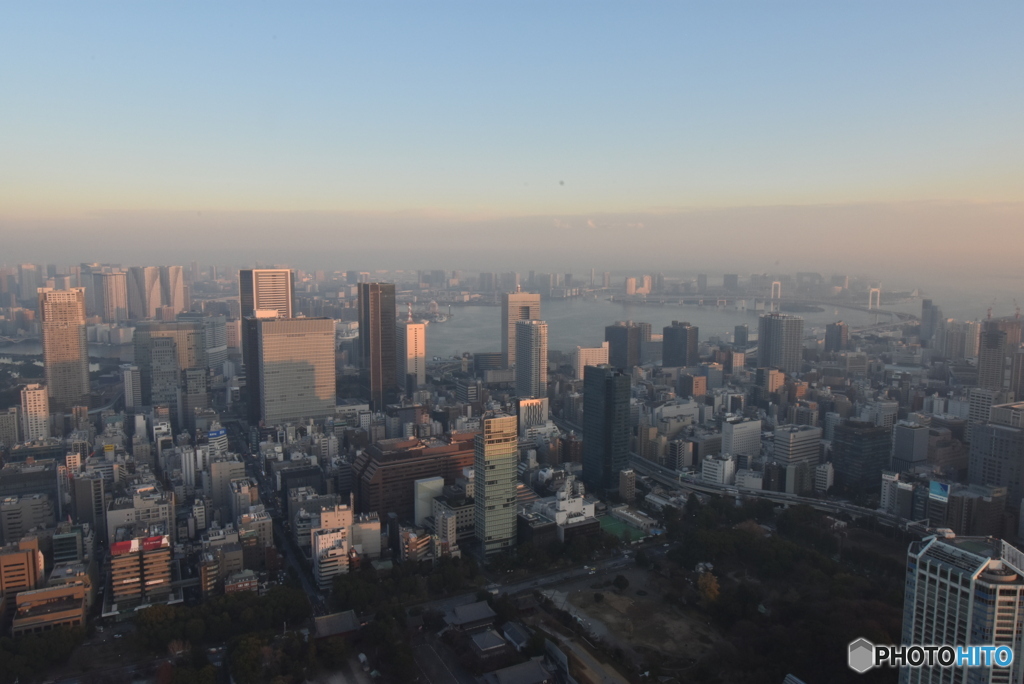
xmin=0 ymin=263 xmax=1020 ymax=684
xmin=3 ymin=2 xmax=1023 ymax=683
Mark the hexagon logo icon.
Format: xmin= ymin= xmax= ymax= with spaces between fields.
xmin=848 ymin=638 xmax=875 ymax=673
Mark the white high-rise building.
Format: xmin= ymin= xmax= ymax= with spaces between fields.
xmin=474 ymin=413 xmax=518 ymax=555
xmin=722 ymin=417 xmax=762 ymax=459
xmin=127 ymin=266 xmax=162 ymax=320
xmin=20 ymin=384 xmax=50 ymax=442
xmin=239 ymin=269 xmax=294 ymax=319
xmin=515 ymin=320 xmax=547 ymax=399
xmin=397 ymin=320 xmax=427 ymax=390
xmin=901 ymin=533 xmax=1024 ymax=684
xmin=571 ymin=342 xmax=610 ymax=379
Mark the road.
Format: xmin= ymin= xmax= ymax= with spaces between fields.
xmin=628 ymin=455 xmax=909 ymax=529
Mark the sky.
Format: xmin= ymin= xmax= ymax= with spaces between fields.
xmin=1 ymin=2 xmax=1022 ymax=282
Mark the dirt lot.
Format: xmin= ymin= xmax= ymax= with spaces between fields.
xmin=567 ymin=567 xmax=720 ymax=663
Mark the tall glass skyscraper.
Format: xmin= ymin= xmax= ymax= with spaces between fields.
xmin=358 ymin=282 xmax=397 ymax=410
xmin=515 ymin=320 xmax=548 ymax=399
xmin=582 ymin=365 xmax=631 ymax=493
xmin=757 ymin=312 xmax=804 ymax=375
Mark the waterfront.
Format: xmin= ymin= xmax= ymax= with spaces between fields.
xmin=423 ymin=297 xmax=917 ymax=360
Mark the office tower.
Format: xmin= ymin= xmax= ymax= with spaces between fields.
xmin=570 ymin=342 xmax=609 ymax=379
xmin=0 ymin=538 xmax=43 ymax=605
xmin=619 ymin=469 xmax=635 ymax=503
xmin=723 ymin=417 xmax=762 ymax=458
xmin=891 ymin=422 xmax=929 ymax=472
xmin=734 ymin=325 xmax=749 ymax=348
xmin=17 ymin=264 xmax=41 ymax=302
xmin=178 ymin=312 xmax=229 ymax=370
xmin=977 ymin=325 xmax=1008 ymax=391
xmin=358 ymin=283 xmax=397 ymax=410
xmin=831 ymin=420 xmax=892 ymax=493
xmin=159 ymin=265 xmax=187 ymax=314
xmin=602 ymin=272 xmax=611 ymax=288
xmin=663 ymin=321 xmax=699 ymax=368
xmin=773 ymin=425 xmax=821 ymax=467
xmin=181 ymin=369 xmax=209 ymax=432
xmin=245 ymin=317 xmax=336 ymax=425
xmin=901 ymin=534 xmax=1024 ymax=684
xmin=1011 ymin=348 xmax=1024 ymax=403
xmin=582 ymin=365 xmax=631 ymax=493
xmin=238 ymin=268 xmax=294 ymax=318
xmin=474 ymin=413 xmax=518 ymax=555
xmin=624 ymin=277 xmax=636 ymax=295
xmin=823 ymin=321 xmax=849 ymax=353
xmin=121 ymin=365 xmax=142 ymax=413
xmin=723 ymin=274 xmax=739 ymax=291
xmin=500 ymin=291 xmax=541 ymax=367
xmin=134 ymin=321 xmax=206 ymax=428
xmin=605 ymin=321 xmax=643 ymax=370
xmin=397 ymin=319 xmax=427 ymax=392
xmin=757 ymin=313 xmax=804 ymax=375
xmin=678 ymin=373 xmax=706 ymax=399
xmin=38 ymin=288 xmax=89 ymax=412
xmin=969 ymin=402 xmax=1024 ymax=505
xmin=93 ymin=271 xmax=129 ymax=323
xmin=696 ymin=274 xmax=707 ymax=293
xmin=515 ymin=320 xmax=548 ymax=399
xmin=127 ymin=266 xmax=162 ymax=320
xmin=20 ymin=384 xmax=50 ymax=442
xmin=919 ymin=299 xmax=943 ymax=347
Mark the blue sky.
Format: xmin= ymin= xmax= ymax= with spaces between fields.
xmin=1 ymin=2 xmax=1022 ymax=275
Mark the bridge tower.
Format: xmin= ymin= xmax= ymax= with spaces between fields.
xmin=868 ymin=288 xmax=881 ymax=310
xmin=770 ymin=281 xmax=782 ymax=313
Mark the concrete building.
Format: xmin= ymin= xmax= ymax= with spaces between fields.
xmin=722 ymin=417 xmax=762 ymax=460
xmin=239 ymin=268 xmax=293 ymax=319
xmin=0 ymin=407 xmax=19 ymax=449
xmin=618 ymin=469 xmax=635 ymax=503
xmin=38 ymin=288 xmax=89 ymax=411
xmin=702 ymin=454 xmax=737 ymax=486
xmin=475 ymin=414 xmax=519 ymax=555
xmin=605 ymin=321 xmax=644 ymax=370
xmin=0 ymin=494 xmax=56 ymax=545
xmin=832 ymin=420 xmax=892 ymax=494
xmin=414 ymin=476 xmax=445 ymax=527
xmin=127 ymin=266 xmax=162 ymax=320
xmin=501 ymin=291 xmax=540 ymax=368
xmin=571 ymin=342 xmax=609 ymax=379
xmin=20 ymin=384 xmax=50 ymax=442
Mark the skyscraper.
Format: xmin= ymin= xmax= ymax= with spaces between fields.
xmin=38 ymin=288 xmax=89 ymax=412
xmin=127 ymin=266 xmax=162 ymax=320
xmin=662 ymin=321 xmax=699 ymax=368
xmin=474 ymin=413 xmax=518 ymax=555
xmin=605 ymin=321 xmax=643 ymax=370
xmin=93 ymin=271 xmax=129 ymax=323
xmin=501 ymin=290 xmax=540 ymax=367
xmin=121 ymin=364 xmax=142 ymax=413
xmin=239 ymin=268 xmax=294 ymax=318
xmin=969 ymin=402 xmax=1024 ymax=505
xmin=823 ymin=321 xmax=849 ymax=353
xmin=757 ymin=313 xmax=804 ymax=375
xmin=358 ymin=283 xmax=397 ymax=410
xmin=20 ymin=384 xmax=50 ymax=442
xmin=246 ymin=317 xmax=336 ymax=425
xmin=919 ymin=298 xmax=943 ymax=347
xmin=397 ymin=319 xmax=427 ymax=392
xmin=160 ymin=265 xmax=187 ymax=314
xmin=901 ymin=534 xmax=1024 ymax=684
xmin=977 ymin=324 xmax=1007 ymax=391
xmin=134 ymin=321 xmax=206 ymax=428
xmin=734 ymin=324 xmax=749 ymax=348
xmin=515 ymin=320 xmax=548 ymax=399
xmin=831 ymin=420 xmax=891 ymax=494
xmin=582 ymin=365 xmax=631 ymax=493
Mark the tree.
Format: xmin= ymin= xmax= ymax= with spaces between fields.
xmin=698 ymin=572 xmax=720 ymax=607
xmin=613 ymin=574 xmax=629 ymax=591
xmin=594 ymin=593 xmax=604 ymax=603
